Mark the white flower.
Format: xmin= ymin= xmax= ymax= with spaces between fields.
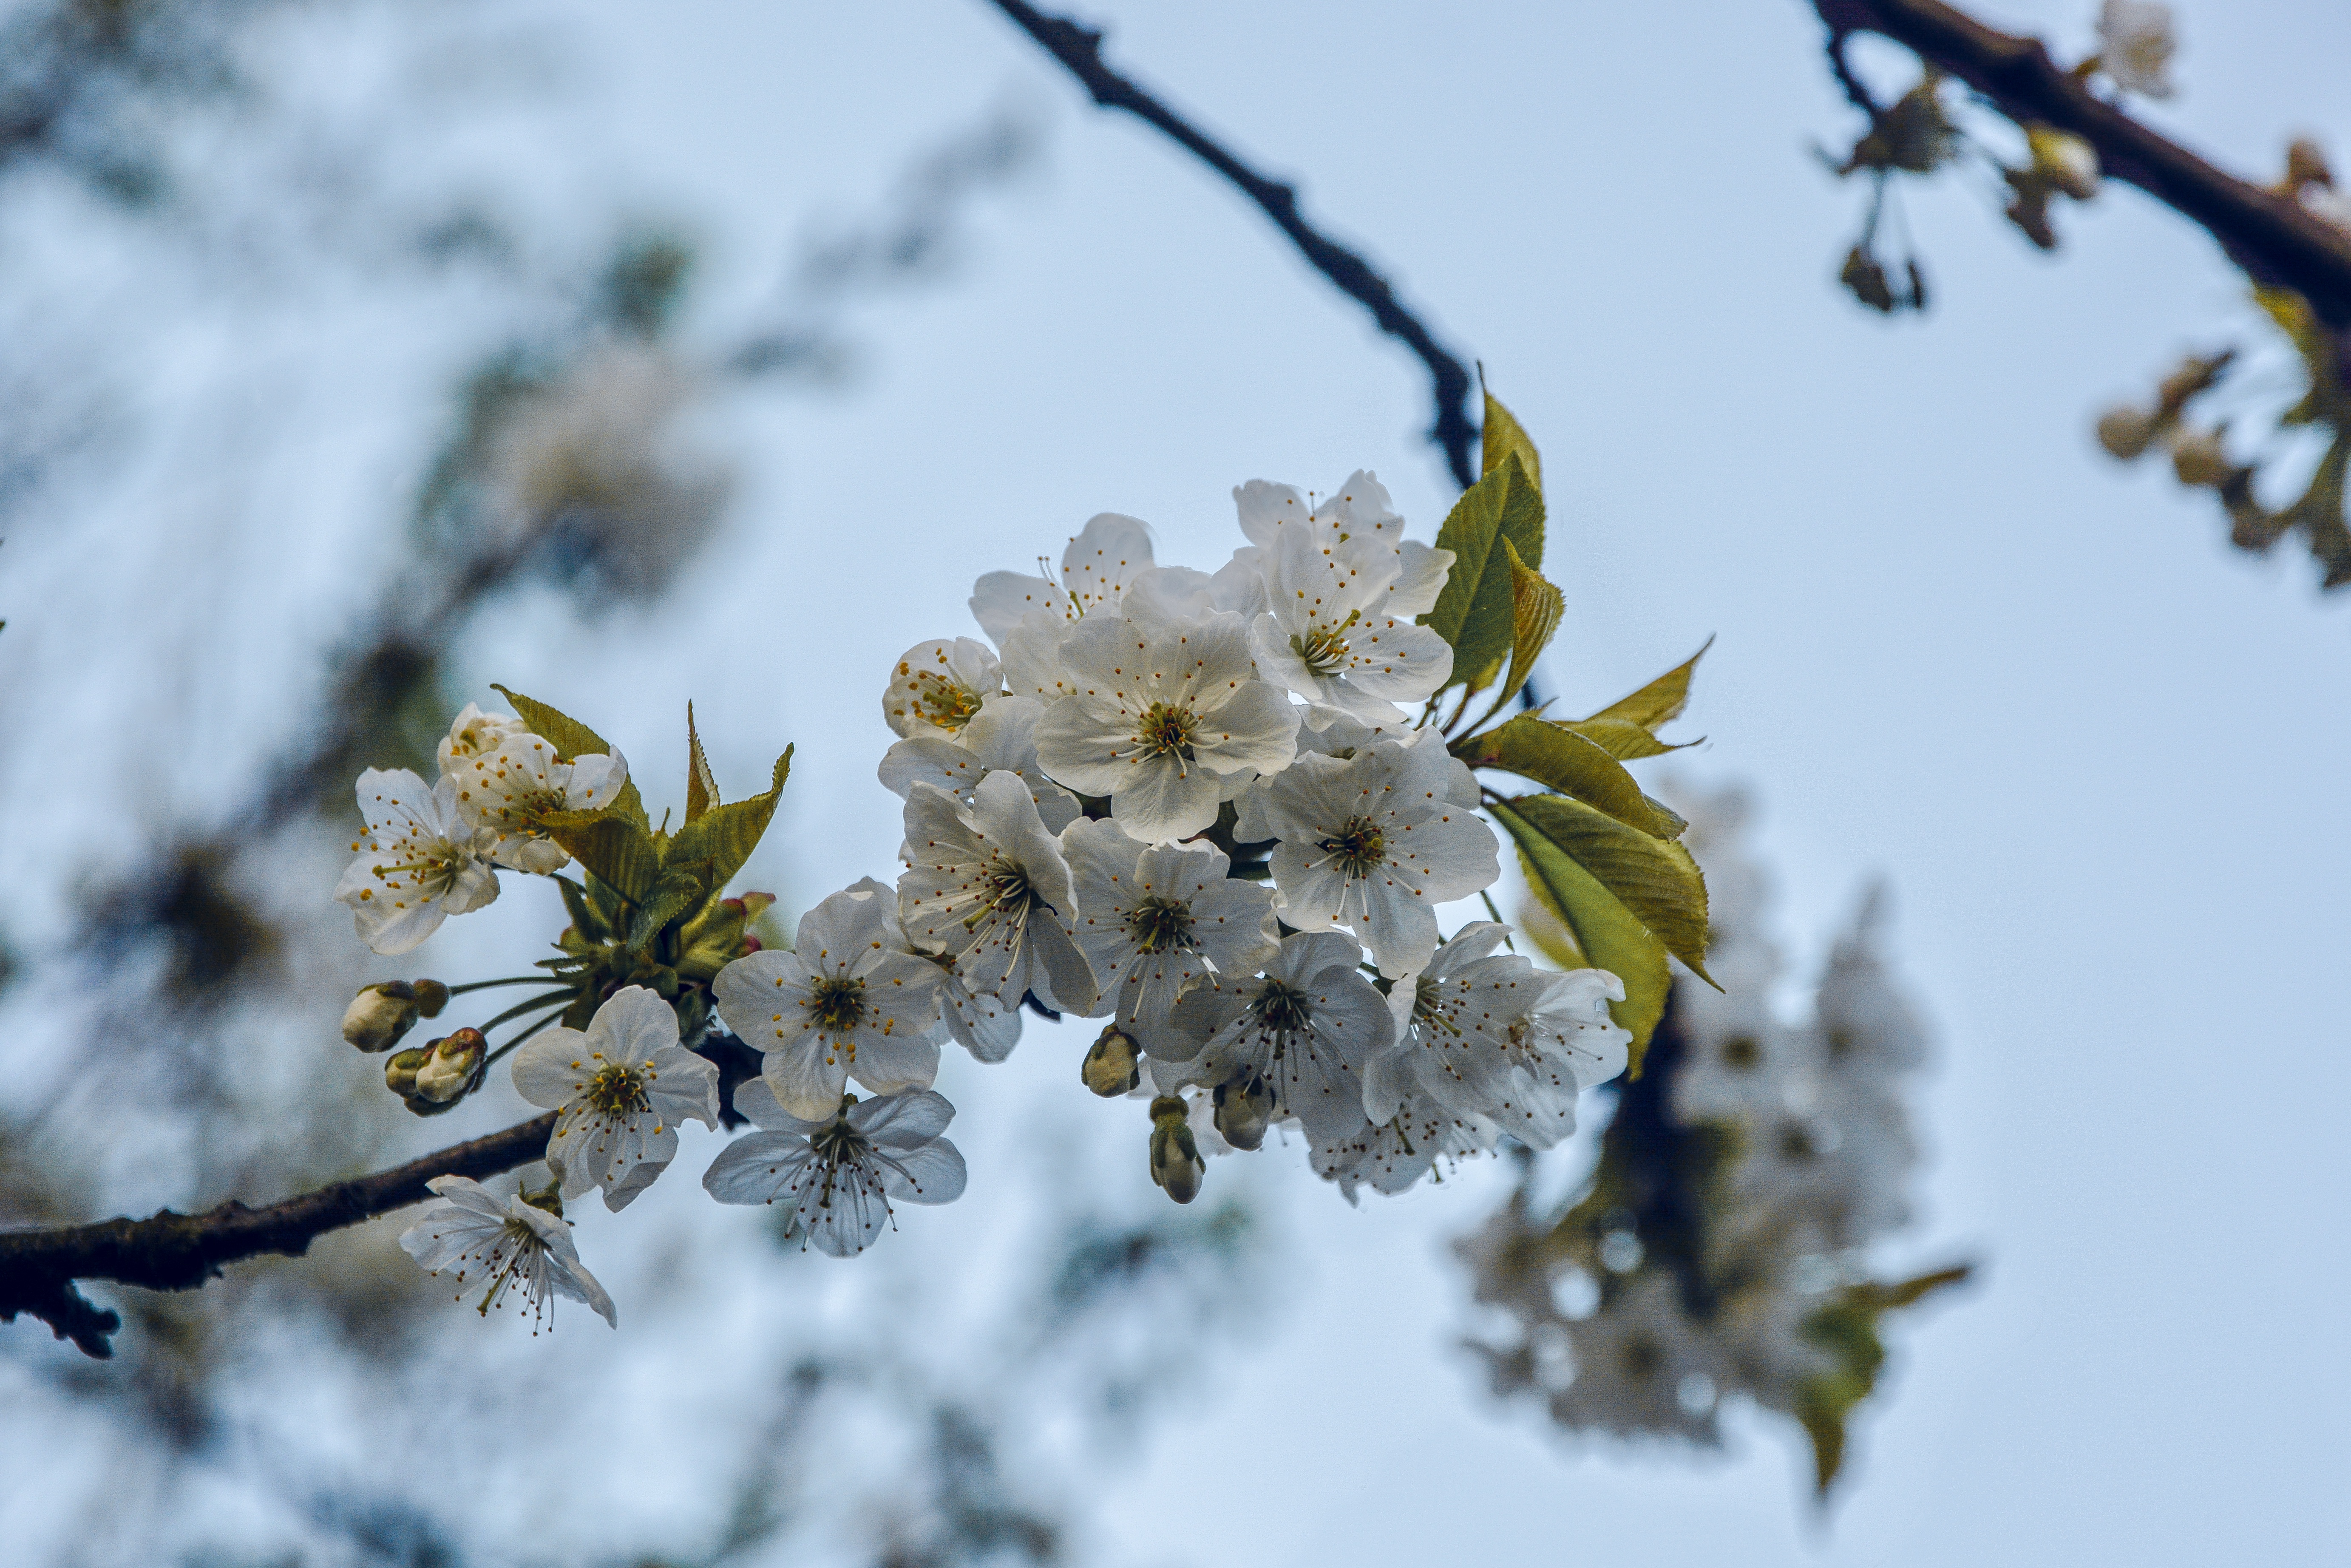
xmin=882 ymin=637 xmax=1003 ymax=740
xmin=877 ymin=695 xmax=1080 ymax=833
xmin=1373 ymin=922 xmax=1627 ymax=1152
xmin=436 ymin=702 xmax=529 ymax=777
xmin=713 ymin=878 xmax=945 ymax=1121
xmin=1813 ymin=887 xmax=1928 ymax=1080
xmin=1312 ymin=1077 xmax=1499 ymax=1203
xmin=897 ymin=771 xmax=1100 ymax=1016
xmin=1159 ymin=929 xmax=1394 ymax=1146
xmin=1248 ymin=737 xmax=1500 ymax=977
xmin=445 ymin=731 xmax=630 ymax=875
xmin=1032 ymin=606 xmax=1301 ymax=842
xmin=1244 ymin=491 xmax=1454 ymax=728
xmin=333 ymin=768 xmax=501 ymax=955
xmin=398 ymin=1176 xmax=617 ymax=1330
xmin=2097 ymin=0 xmax=2177 ymax=99
xmin=1062 ymin=820 xmax=1279 ymax=1052
xmin=923 ymin=948 xmax=1024 ymax=1063
xmin=970 ymin=511 xmax=1156 ymax=642
xmin=1232 ymin=470 xmax=1454 ymax=618
xmin=702 ymin=1079 xmax=967 ymax=1257
xmin=510 ymin=985 xmax=722 ymax=1211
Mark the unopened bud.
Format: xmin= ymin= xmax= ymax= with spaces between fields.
xmin=1211 ymin=1072 xmax=1277 ymax=1152
xmin=519 ymin=1179 xmax=564 ymax=1218
xmin=385 ymin=1045 xmax=430 ymax=1097
xmin=343 ymin=982 xmax=421 ymax=1052
xmin=2027 ymin=125 xmax=2100 ymax=201
xmin=412 ymin=979 xmax=450 ymax=1018
xmin=2286 ymin=137 xmax=2334 ymax=194
xmin=2096 ymin=405 xmax=2158 ymax=459
xmin=412 ymin=1027 xmax=487 ymax=1104
xmin=2170 ymin=427 xmax=2235 ymax=487
xmin=1081 ymin=1026 xmax=1142 ymax=1097
xmin=1838 ymin=246 xmax=1896 ymax=314
xmin=1148 ymin=1095 xmax=1204 ymax=1205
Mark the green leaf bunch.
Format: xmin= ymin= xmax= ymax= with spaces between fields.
xmin=1424 ymin=389 xmax=1713 ymax=1073
xmin=494 ymin=687 xmax=790 ymax=1040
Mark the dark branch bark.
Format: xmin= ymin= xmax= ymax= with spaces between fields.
xmin=0 ymin=1111 xmax=557 ymax=1358
xmin=1814 ymin=0 xmax=2351 ymax=326
xmin=987 ymin=0 xmax=1480 ymax=488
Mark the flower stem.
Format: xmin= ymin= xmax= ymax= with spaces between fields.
xmin=475 ymin=989 xmax=578 ymax=1035
xmin=448 ymin=975 xmax=573 ymax=996
xmin=483 ymin=1009 xmax=568 ymax=1071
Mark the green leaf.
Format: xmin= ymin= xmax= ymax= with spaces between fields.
xmin=1458 ymin=715 xmax=1681 ymax=839
xmin=685 ymin=701 xmax=717 ymax=826
xmin=628 ymin=862 xmax=712 ymax=952
xmin=1490 ymin=797 xmax=1672 ymax=1072
xmin=1426 ymin=454 xmax=1544 ymax=691
xmin=490 ymin=684 xmax=650 ymax=830
xmin=1496 ymin=539 xmax=1563 ymax=709
xmin=1480 ymin=389 xmax=1543 ymax=492
xmin=664 ymin=746 xmax=792 ymax=895
xmin=1503 ymin=793 xmax=1711 ymax=982
xmin=1558 ymin=717 xmax=1699 ymax=762
xmin=1582 ymin=638 xmax=1712 ymax=733
xmin=554 ymin=874 xmax=608 ymax=944
xmin=1794 ymin=1265 xmax=1972 ymax=1497
xmin=547 ymin=815 xmax=662 ymax=903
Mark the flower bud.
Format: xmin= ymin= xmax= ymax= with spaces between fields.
xmin=411 ymin=1027 xmax=487 ymax=1104
xmin=1838 ymin=246 xmax=1896 ymax=315
xmin=2286 ymin=137 xmax=2334 ymax=194
xmin=385 ymin=1046 xmax=430 ymax=1097
xmin=1148 ymin=1095 xmax=1204 ymax=1205
xmin=2095 ymin=405 xmax=2158 ymax=460
xmin=2169 ymin=428 xmax=2235 ymax=488
xmin=1081 ymin=1026 xmax=1142 ymax=1097
xmin=343 ymin=982 xmax=421 ymax=1052
xmin=412 ymin=979 xmax=450 ymax=1018
xmin=519 ymin=1179 xmax=565 ymax=1218
xmin=1211 ymin=1072 xmax=1276 ymax=1152
xmin=2027 ymin=125 xmax=2100 ymax=201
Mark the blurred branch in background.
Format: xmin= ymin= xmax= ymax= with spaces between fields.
xmin=987 ymin=0 xmax=1481 ymax=490
xmin=1807 ymin=0 xmax=2351 ymax=592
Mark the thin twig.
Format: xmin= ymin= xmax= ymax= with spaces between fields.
xmin=986 ymin=0 xmax=1481 ymax=488
xmin=0 ymin=1111 xmax=558 ymax=1358
xmin=1812 ymin=0 xmax=2351 ymax=326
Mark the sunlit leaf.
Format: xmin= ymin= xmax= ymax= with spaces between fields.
xmin=1480 ymin=389 xmax=1543 ymax=493
xmin=1548 ymin=716 xmax=1695 ymax=762
xmin=1489 ymin=797 xmax=1672 ymax=1071
xmin=490 ymin=683 xmax=649 ymax=830
xmin=685 ymin=702 xmax=718 ymax=826
xmin=1496 ymin=539 xmax=1563 ymax=709
xmin=545 ymin=814 xmax=661 ymax=903
xmin=1458 ymin=715 xmax=1682 ymax=839
xmin=1582 ymin=638 xmax=1711 ymax=734
xmin=1503 ymin=793 xmax=1710 ymax=983
xmin=1427 ymin=454 xmax=1544 ymax=691
xmin=664 ymin=746 xmax=792 ymax=896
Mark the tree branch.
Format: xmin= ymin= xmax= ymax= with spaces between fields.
xmin=0 ymin=1111 xmax=557 ymax=1358
xmin=1813 ymin=0 xmax=2351 ymax=326
xmin=986 ymin=0 xmax=1480 ymax=488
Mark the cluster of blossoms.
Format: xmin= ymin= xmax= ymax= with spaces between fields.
xmin=1456 ymin=788 xmax=1964 ymax=1494
xmin=337 ymin=462 xmax=1647 ymax=1329
xmin=848 ymin=480 xmax=1631 ymax=1207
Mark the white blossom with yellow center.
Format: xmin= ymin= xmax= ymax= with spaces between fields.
xmin=333 ymin=767 xmax=501 ymax=955
xmin=713 ymin=878 xmax=946 ymax=1121
xmin=512 ymin=984 xmax=721 ymax=1211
